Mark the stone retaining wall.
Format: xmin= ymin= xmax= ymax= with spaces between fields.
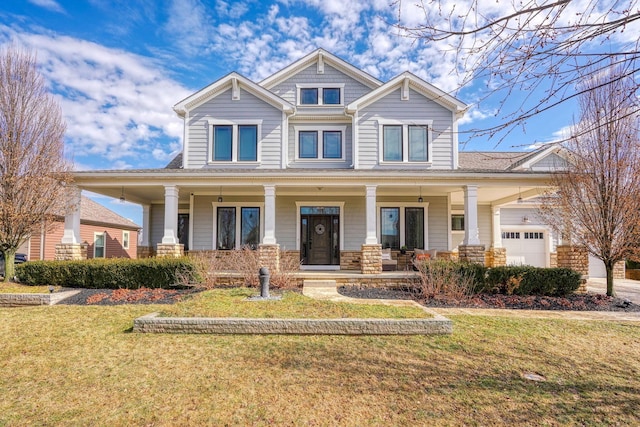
xmin=0 ymin=290 xmax=81 ymax=307
xmin=134 ymin=312 xmax=453 ymax=335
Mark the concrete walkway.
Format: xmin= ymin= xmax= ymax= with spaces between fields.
xmin=302 ymin=279 xmax=640 ymax=323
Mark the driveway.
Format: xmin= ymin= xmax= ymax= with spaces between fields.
xmin=586 ymin=278 xmax=640 ymax=304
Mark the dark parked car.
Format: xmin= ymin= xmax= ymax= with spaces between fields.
xmin=0 ymin=252 xmax=27 ymax=277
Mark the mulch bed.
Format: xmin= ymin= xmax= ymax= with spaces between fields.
xmin=338 ymin=286 xmax=640 ymax=312
xmin=57 ymin=287 xmax=200 ymax=306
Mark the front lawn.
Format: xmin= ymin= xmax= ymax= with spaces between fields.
xmin=161 ymin=287 xmax=431 ymax=319
xmin=0 ymin=304 xmax=639 ymax=425
xmin=0 ymin=282 xmax=61 ymax=294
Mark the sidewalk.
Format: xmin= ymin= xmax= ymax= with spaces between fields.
xmin=586 ymin=278 xmax=640 ymax=304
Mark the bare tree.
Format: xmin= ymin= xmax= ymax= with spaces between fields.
xmin=539 ymin=66 xmax=640 ymax=297
xmin=393 ymin=0 xmax=640 ymax=142
xmin=0 ymin=45 xmax=72 ymax=281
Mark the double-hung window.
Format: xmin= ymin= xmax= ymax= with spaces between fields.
xmin=380 ymin=122 xmax=432 ymax=163
xmin=295 ymin=126 xmax=345 ymax=160
xmin=94 ymin=232 xmax=106 ymax=258
xmin=215 ymin=205 xmax=262 ymax=250
xmin=297 ymin=84 xmax=344 ymax=106
xmin=379 ymin=204 xmax=428 ymax=250
xmin=209 ymin=120 xmax=261 ymax=163
xmin=122 ymin=231 xmax=130 ymax=250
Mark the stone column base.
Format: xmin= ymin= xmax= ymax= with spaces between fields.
xmin=156 ymin=243 xmax=184 ymax=258
xmin=258 ymin=244 xmax=280 ymax=273
xmin=55 ymin=243 xmax=88 ymax=260
xmin=556 ymin=245 xmax=588 ymax=276
xmin=361 ymin=244 xmax=382 ymax=274
xmin=458 ymin=244 xmax=486 ymax=265
xmin=613 ymin=261 xmax=625 ymax=280
xmin=487 ymin=247 xmax=507 ymax=267
xmin=137 ymin=246 xmax=154 ymax=258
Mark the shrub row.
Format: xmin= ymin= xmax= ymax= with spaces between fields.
xmin=415 ymin=261 xmax=582 ymax=296
xmin=15 ymin=257 xmax=201 ymax=289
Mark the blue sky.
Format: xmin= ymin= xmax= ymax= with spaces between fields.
xmin=0 ymin=0 xmax=632 ymax=225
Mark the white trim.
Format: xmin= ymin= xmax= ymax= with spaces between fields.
xmin=212 ymin=202 xmax=265 ymax=250
xmin=122 ymin=230 xmax=130 ymax=250
xmin=452 ymin=109 xmax=459 ymax=169
xmin=93 ymin=231 xmax=106 ymax=258
xmin=183 ymin=110 xmax=189 ymax=168
xmin=295 ymin=202 xmax=346 ymax=256
xmin=377 ymin=120 xmax=433 ymax=165
xmin=294 ymin=125 xmax=347 ymax=161
xmin=188 ymin=194 xmax=194 ymax=251
xmin=376 ymin=202 xmax=430 ymax=249
xmin=281 ymin=111 xmax=288 ymax=169
xmin=207 ymin=119 xmax=263 ymax=164
xmin=296 ymin=83 xmax=345 ymax=106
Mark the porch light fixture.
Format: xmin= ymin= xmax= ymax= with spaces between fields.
xmin=517 ymin=187 xmax=523 ymax=204
xmin=119 ymin=186 xmax=126 ymax=203
xmin=218 ymin=186 xmax=223 ymax=203
xmin=418 ymin=187 xmax=423 ymax=203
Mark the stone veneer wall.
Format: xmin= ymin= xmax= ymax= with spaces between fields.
xmin=458 ymin=245 xmax=486 ymax=264
xmin=340 ymin=251 xmax=362 ymax=270
xmin=54 ymin=243 xmax=88 ymax=260
xmin=613 ymin=261 xmax=626 ymax=280
xmin=486 ymin=247 xmax=507 ymax=267
xmin=361 ymin=244 xmax=382 ymax=274
xmin=258 ymin=244 xmax=280 ymax=273
xmin=550 ymin=252 xmax=558 ymax=268
xmin=137 ymin=246 xmax=154 ymax=259
xmin=556 ymin=245 xmax=588 ymax=293
xmin=156 ymin=243 xmax=184 ymax=258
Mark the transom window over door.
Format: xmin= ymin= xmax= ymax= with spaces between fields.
xmin=208 ymin=121 xmax=261 ymax=163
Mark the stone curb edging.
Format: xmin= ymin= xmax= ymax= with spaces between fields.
xmin=0 ymin=290 xmax=81 ymax=307
xmin=133 ymin=312 xmax=453 ymax=335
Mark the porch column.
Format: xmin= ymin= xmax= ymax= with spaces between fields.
xmin=259 ymin=185 xmax=279 ymax=271
xmin=137 ymin=204 xmax=153 ymax=258
xmin=55 ymin=185 xmax=86 ymax=260
xmin=365 ymin=185 xmax=378 ymax=244
xmin=488 ymin=205 xmax=506 ymax=267
xmin=262 ymin=185 xmax=277 ymax=245
xmin=459 ymin=185 xmax=485 ymax=264
xmin=157 ymin=185 xmax=183 ymax=257
xmin=362 ymin=185 xmax=382 ymax=274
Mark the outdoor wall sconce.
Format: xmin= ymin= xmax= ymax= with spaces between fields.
xmin=418 ymin=186 xmax=423 ymax=203
xmin=119 ymin=186 xmax=126 ymax=203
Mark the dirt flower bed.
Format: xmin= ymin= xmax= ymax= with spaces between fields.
xmin=338 ymin=286 xmax=640 ymax=312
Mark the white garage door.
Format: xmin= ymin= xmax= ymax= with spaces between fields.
xmin=588 ymin=255 xmax=606 ymax=278
xmin=502 ymin=231 xmax=547 ymax=267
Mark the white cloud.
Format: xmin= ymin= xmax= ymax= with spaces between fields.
xmin=28 ymin=0 xmax=65 ymax=14
xmin=0 ymin=25 xmax=190 ymax=168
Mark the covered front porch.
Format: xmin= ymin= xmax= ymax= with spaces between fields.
xmin=65 ymin=170 xmax=552 ymax=274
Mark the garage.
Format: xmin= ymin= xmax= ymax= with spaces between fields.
xmin=501 ymin=230 xmax=547 ymax=267
xmin=588 ymin=255 xmax=607 ymax=278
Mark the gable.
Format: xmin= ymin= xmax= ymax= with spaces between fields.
xmin=530 ymin=152 xmax=568 ymax=170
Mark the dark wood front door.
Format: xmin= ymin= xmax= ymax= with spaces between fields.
xmin=301 ymin=213 xmax=339 ymax=265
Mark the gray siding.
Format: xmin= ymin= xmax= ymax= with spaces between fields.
xmin=530 ymin=153 xmax=568 ymax=170
xmin=191 ymin=196 xmax=214 ymax=250
xmin=269 ymin=64 xmax=372 ymax=105
xmin=500 ymin=207 xmax=543 ymax=226
xmin=185 ymin=88 xmax=283 ymax=169
xmin=357 ymin=88 xmax=454 ymax=169
xmin=150 ymin=204 xmax=164 ymax=247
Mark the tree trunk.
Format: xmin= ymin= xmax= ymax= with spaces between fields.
xmin=2 ymin=250 xmax=16 ymax=283
xmin=605 ymin=262 xmax=615 ymax=297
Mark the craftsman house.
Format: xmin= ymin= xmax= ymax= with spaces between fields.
xmin=67 ymin=49 xmax=592 ymax=275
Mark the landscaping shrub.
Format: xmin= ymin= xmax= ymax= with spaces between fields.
xmin=485 ymin=266 xmax=581 ymax=296
xmin=413 ymin=260 xmax=486 ymax=299
xmin=16 ymin=257 xmax=201 ymax=289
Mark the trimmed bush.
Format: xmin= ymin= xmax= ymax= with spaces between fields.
xmin=485 ymin=266 xmax=581 ymax=296
xmin=15 ymin=257 xmax=201 ymax=289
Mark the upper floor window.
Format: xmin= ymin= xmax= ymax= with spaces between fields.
xmin=295 ymin=126 xmax=346 ymax=160
xmin=297 ymin=84 xmax=344 ymax=106
xmin=379 ymin=122 xmax=432 ymax=163
xmin=208 ymin=120 xmax=261 ymax=163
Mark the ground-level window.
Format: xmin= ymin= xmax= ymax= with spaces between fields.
xmin=122 ymin=231 xmax=130 ymax=250
xmin=94 ymin=232 xmax=105 ymax=258
xmin=216 ymin=206 xmax=261 ymax=250
xmin=380 ymin=206 xmax=426 ymax=250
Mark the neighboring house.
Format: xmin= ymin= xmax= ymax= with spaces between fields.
xmin=65 ymin=49 xmax=598 ymax=275
xmin=21 ymin=196 xmax=139 ymax=261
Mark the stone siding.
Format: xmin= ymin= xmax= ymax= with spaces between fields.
xmin=258 ymin=244 xmax=280 ymax=272
xmin=340 ymin=251 xmax=362 ymax=270
xmin=134 ymin=312 xmax=453 ymax=335
xmin=458 ymin=245 xmax=486 ymax=264
xmin=614 ymin=261 xmax=625 ymax=280
xmin=137 ymin=246 xmax=154 ymax=258
xmin=156 ymin=243 xmax=184 ymax=258
xmin=0 ymin=290 xmax=81 ymax=307
xmin=550 ymin=252 xmax=558 ymax=268
xmin=487 ymin=247 xmax=507 ymax=267
xmin=556 ymin=245 xmax=588 ymax=293
xmin=54 ymin=243 xmax=88 ymax=260
xmin=361 ymin=244 xmax=382 ymax=274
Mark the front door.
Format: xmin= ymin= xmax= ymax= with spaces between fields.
xmin=300 ymin=208 xmax=339 ymax=265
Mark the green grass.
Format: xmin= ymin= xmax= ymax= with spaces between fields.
xmin=0 ymin=282 xmax=61 ymax=294
xmin=161 ymin=287 xmax=430 ymax=318
xmin=0 ymin=304 xmax=639 ymax=426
